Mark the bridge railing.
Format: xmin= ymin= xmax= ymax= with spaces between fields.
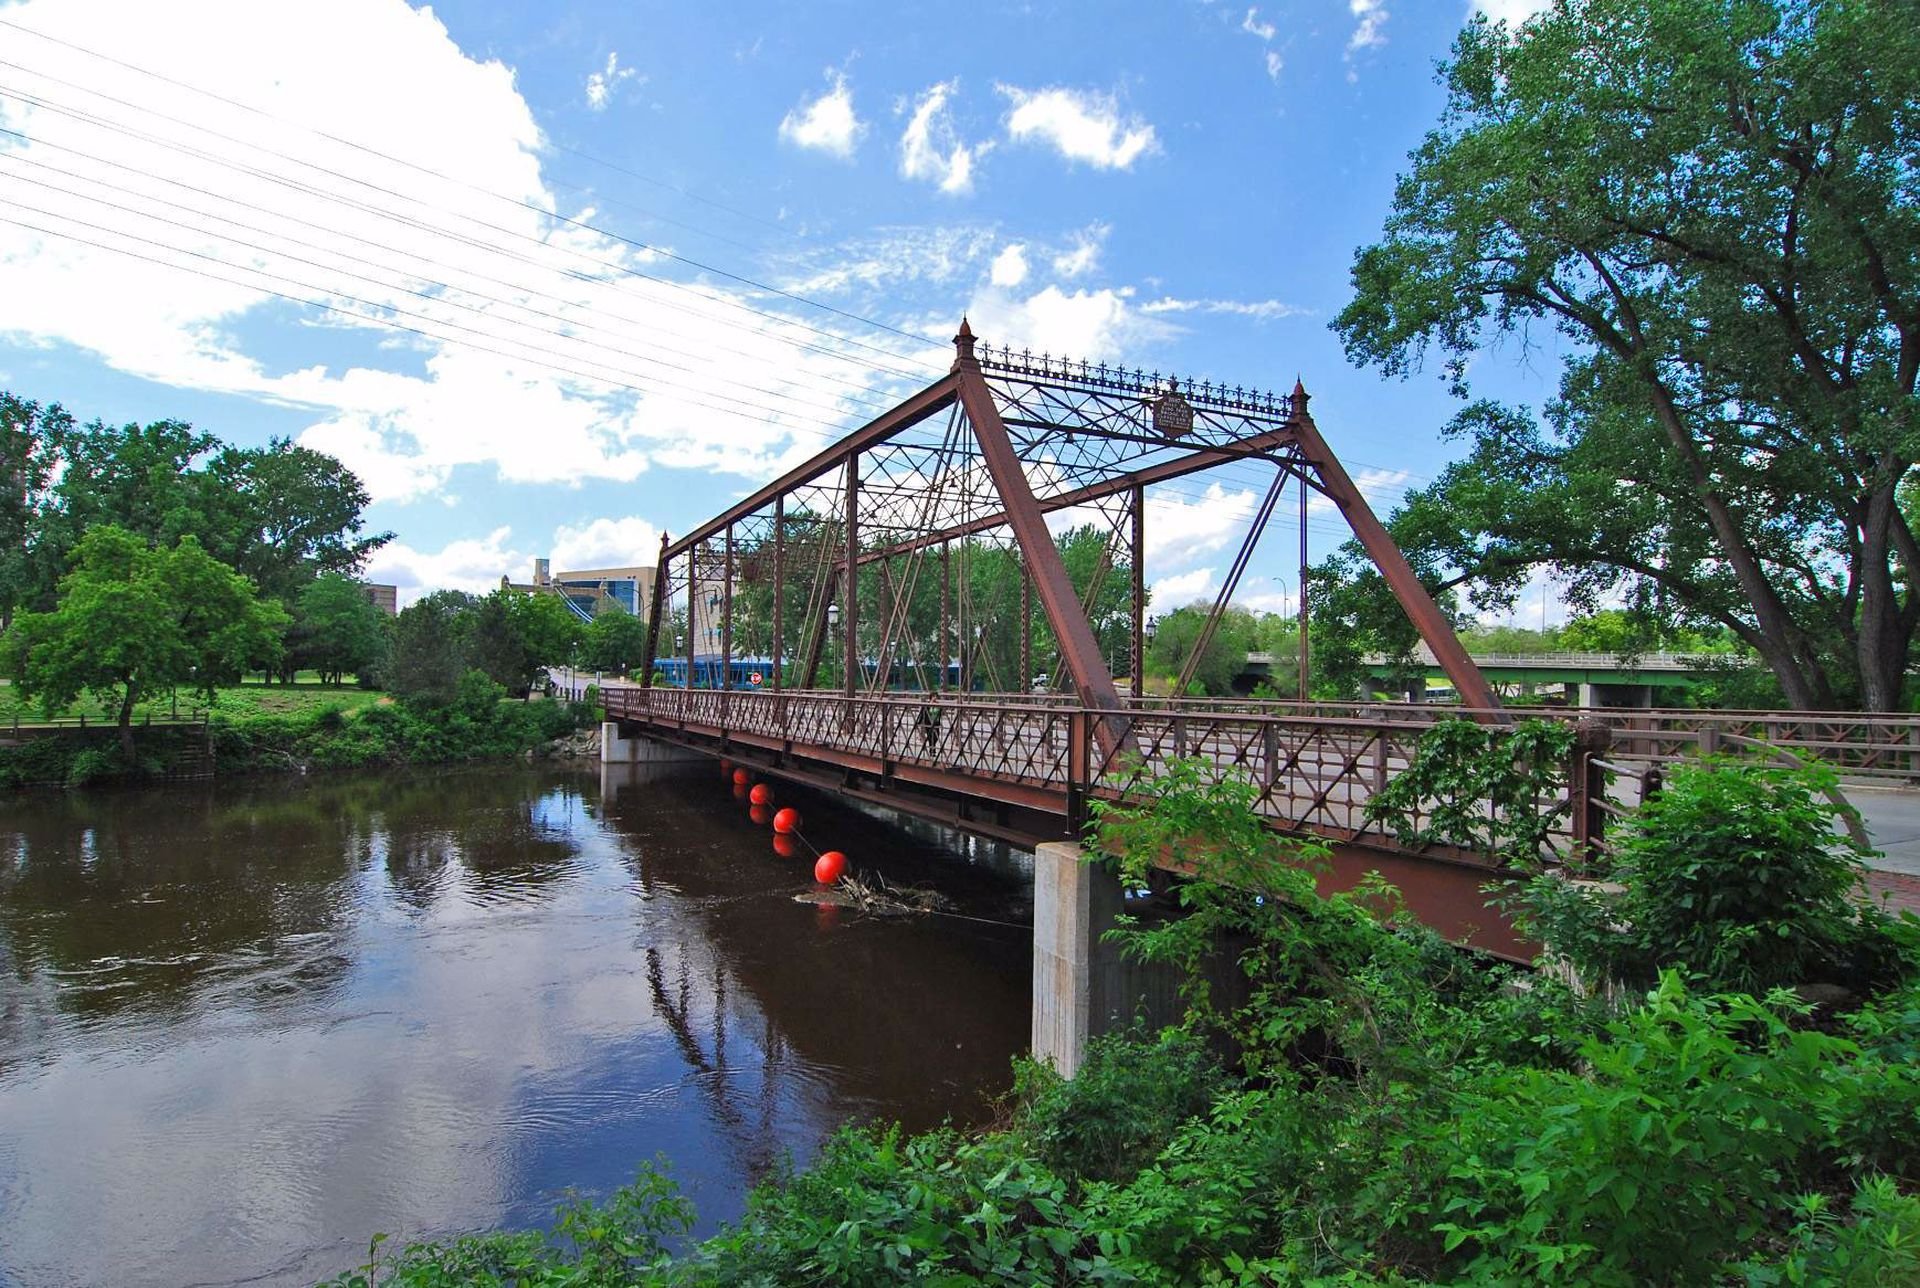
xmin=604 ymin=687 xmax=1567 ymax=864
xmin=603 ymin=687 xmax=1920 ymax=865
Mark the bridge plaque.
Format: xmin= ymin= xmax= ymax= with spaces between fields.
xmin=1151 ymin=390 xmax=1194 ymax=439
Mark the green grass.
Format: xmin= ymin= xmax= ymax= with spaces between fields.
xmin=0 ymin=675 xmax=385 ymax=726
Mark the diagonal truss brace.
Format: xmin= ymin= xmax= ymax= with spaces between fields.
xmin=952 ymin=323 xmax=1135 ymax=758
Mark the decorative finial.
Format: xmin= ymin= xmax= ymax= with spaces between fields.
xmin=953 ymin=316 xmax=977 ymax=370
xmin=1292 ymin=375 xmax=1309 ymax=412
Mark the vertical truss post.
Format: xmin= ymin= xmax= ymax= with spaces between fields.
xmin=800 ymin=566 xmax=838 ymax=689
xmin=939 ymin=541 xmax=950 ymax=693
xmin=1020 ymin=555 xmax=1032 ymax=692
xmin=1130 ymin=484 xmax=1145 ymax=700
xmin=877 ymin=559 xmax=895 ymax=691
xmin=843 ymin=454 xmax=859 ymax=701
xmin=641 ymin=532 xmax=669 ymax=690
xmin=722 ymin=524 xmax=734 ymax=706
xmin=951 ymin=320 xmax=1132 ymax=757
xmin=1298 ymin=468 xmax=1309 ymax=700
xmin=685 ymin=540 xmax=698 ymax=688
xmin=771 ymin=496 xmax=784 ymax=692
xmin=1288 ymin=381 xmax=1502 ymax=716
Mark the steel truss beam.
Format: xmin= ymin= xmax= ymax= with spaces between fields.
xmin=640 ymin=317 xmax=1500 ymax=718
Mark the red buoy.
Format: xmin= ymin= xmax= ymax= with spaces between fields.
xmin=814 ymin=851 xmax=847 ymax=884
xmin=732 ymin=768 xmax=750 ymax=786
xmin=772 ymin=808 xmax=800 ymax=835
xmin=772 ymin=834 xmax=799 ymax=859
xmin=749 ymin=783 xmax=772 ymax=806
xmin=749 ymin=804 xmax=770 ymax=826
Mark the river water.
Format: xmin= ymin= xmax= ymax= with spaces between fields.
xmin=0 ymin=762 xmax=1034 ymax=1287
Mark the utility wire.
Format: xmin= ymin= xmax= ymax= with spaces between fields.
xmin=0 ymin=74 xmax=946 ymax=378
xmin=0 ymin=23 xmax=948 ymax=356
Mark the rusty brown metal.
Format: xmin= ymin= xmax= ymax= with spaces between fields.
xmin=771 ymin=496 xmax=784 ymax=692
xmin=798 ymin=566 xmax=838 ymax=689
xmin=953 ymin=354 xmax=1131 ymax=750
xmin=664 ymin=375 xmax=958 ymax=561
xmin=842 ymin=453 xmax=859 ymax=701
xmin=1131 ymin=484 xmax=1145 ymax=700
xmin=641 ymin=531 xmax=669 ymax=689
xmin=1288 ymin=383 xmax=1504 ymax=717
xmin=856 ymin=424 xmax=1304 ymax=567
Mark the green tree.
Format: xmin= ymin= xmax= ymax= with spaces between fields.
xmin=194 ymin=438 xmax=391 ymax=606
xmin=12 ymin=408 xmax=390 ymax=617
xmin=291 ymin=573 xmax=389 ymax=686
xmin=1 ymin=526 xmax=288 ymax=757
xmin=0 ymin=392 xmax=69 ymax=628
xmin=467 ymin=590 xmax=532 ymax=695
xmin=381 ymin=591 xmax=474 ymax=708
xmin=1335 ymin=0 xmax=1920 ymax=710
xmin=1148 ymin=605 xmax=1258 ymax=696
xmin=583 ymin=604 xmax=649 ymax=675
xmin=507 ymin=592 xmax=586 ymax=681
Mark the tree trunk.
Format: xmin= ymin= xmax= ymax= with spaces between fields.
xmin=1645 ymin=380 xmax=1825 ymax=708
xmin=117 ymin=683 xmax=137 ymax=762
xmin=1856 ymin=480 xmax=1909 ymax=711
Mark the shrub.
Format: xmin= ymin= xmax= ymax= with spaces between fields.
xmin=1512 ymin=757 xmax=1919 ymax=995
xmin=1014 ymin=1024 xmax=1223 ymax=1184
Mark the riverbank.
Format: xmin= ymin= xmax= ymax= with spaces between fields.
xmin=0 ymin=679 xmax=600 ymax=789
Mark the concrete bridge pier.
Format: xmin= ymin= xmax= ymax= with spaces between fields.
xmin=601 ymin=722 xmax=707 ymax=766
xmin=1031 ymin=842 xmax=1188 ymax=1076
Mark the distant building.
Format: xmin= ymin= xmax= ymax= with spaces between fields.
xmin=504 ymin=559 xmax=656 ymax=622
xmin=361 ymin=582 xmax=398 ymax=616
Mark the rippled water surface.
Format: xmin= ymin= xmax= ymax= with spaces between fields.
xmin=0 ymin=762 xmax=1033 ymax=1287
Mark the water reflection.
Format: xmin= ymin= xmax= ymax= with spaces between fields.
xmin=0 ymin=763 xmax=1031 ymax=1288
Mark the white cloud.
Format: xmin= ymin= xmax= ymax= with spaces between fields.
xmin=1145 ymin=481 xmax=1261 ymax=569
xmin=989 ymin=243 xmax=1028 ymax=288
xmin=1241 ymin=7 xmax=1277 ymax=40
xmin=550 ymin=515 xmax=664 ymax=571
xmin=1140 ymin=296 xmax=1309 ymax=321
xmin=1473 ymin=0 xmax=1554 ymax=25
xmin=962 ymin=283 xmax=1175 ymax=362
xmin=997 ymin=86 xmax=1157 ymax=171
xmin=779 ymin=69 xmax=865 ymax=159
xmin=898 ymin=80 xmax=987 ymax=195
xmin=0 ymin=1 xmax=898 ymax=506
xmin=779 ymin=225 xmax=999 ymax=298
xmin=1153 ymin=567 xmax=1217 ymax=607
xmin=584 ymin=50 xmax=640 ymax=111
xmin=1051 ymin=224 xmax=1107 ymax=278
xmin=1265 ymin=50 xmax=1285 ymax=81
xmin=1348 ymin=0 xmax=1389 ymax=53
xmin=365 ymin=525 xmax=526 ymax=605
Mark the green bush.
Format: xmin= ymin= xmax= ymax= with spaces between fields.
xmin=1014 ymin=1024 xmax=1223 ymax=1184
xmin=1512 ymin=757 xmax=1919 ymax=995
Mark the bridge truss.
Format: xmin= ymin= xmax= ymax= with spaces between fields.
xmin=639 ymin=319 xmax=1498 ymax=734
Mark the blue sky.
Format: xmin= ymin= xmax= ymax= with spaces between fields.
xmin=0 ymin=0 xmax=1559 ymax=613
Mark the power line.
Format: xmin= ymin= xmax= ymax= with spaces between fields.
xmin=0 ymin=21 xmax=949 ymax=357
xmin=0 ymin=207 xmax=866 ymax=437
xmin=0 ymin=73 xmax=948 ymax=379
xmin=0 ymin=143 xmax=904 ymax=424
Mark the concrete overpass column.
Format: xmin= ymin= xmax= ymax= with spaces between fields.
xmin=1031 ymin=841 xmax=1124 ymax=1077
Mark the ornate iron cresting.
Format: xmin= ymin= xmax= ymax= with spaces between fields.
xmin=977 ymin=342 xmax=1292 ymax=419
